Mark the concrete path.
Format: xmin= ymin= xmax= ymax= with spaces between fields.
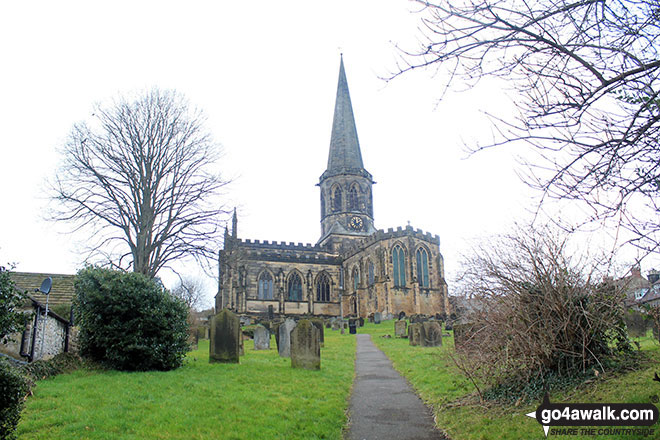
xmin=346 ymin=334 xmax=447 ymax=440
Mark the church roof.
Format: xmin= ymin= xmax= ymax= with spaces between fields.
xmin=321 ymin=57 xmax=371 ymax=181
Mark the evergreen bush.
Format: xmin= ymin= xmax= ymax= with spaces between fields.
xmin=0 ymin=357 xmax=28 ymax=440
xmin=74 ymin=267 xmax=189 ymax=371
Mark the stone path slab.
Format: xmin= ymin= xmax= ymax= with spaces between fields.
xmin=347 ymin=334 xmax=447 ymax=440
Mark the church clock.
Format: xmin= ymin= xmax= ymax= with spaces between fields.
xmin=349 ymin=216 xmax=363 ymax=231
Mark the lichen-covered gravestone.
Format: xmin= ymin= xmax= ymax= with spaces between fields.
xmin=209 ymin=308 xmax=240 ymax=363
xmin=408 ymin=323 xmax=422 ymax=346
xmin=290 ymin=319 xmax=320 ymax=370
xmin=311 ymin=319 xmax=325 ymax=347
xmin=421 ymin=322 xmax=443 ymax=347
xmin=278 ymin=318 xmax=296 ymax=358
xmin=253 ymin=324 xmax=270 ymax=350
xmin=374 ymin=312 xmax=381 ymax=324
xmin=394 ymin=320 xmax=407 ymax=338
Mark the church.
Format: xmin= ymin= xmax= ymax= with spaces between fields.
xmin=215 ymin=58 xmax=449 ymax=319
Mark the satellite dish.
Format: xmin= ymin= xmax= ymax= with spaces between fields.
xmin=39 ymin=277 xmax=52 ymax=295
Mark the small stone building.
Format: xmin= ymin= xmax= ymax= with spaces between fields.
xmin=216 ymin=57 xmax=450 ymax=319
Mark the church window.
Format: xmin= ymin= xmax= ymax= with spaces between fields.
xmin=339 ymin=267 xmax=344 ymax=289
xmin=333 ymin=186 xmax=342 ymax=212
xmin=316 ymin=272 xmax=331 ymax=302
xmin=349 ymin=184 xmax=359 ymax=211
xmin=352 ymin=267 xmax=360 ymax=291
xmin=392 ymin=245 xmax=406 ymax=287
xmin=368 ymin=260 xmax=375 ymax=286
xmin=288 ymin=272 xmax=303 ymax=301
xmin=320 ymin=191 xmax=325 ymax=218
xmin=416 ymin=248 xmax=430 ymax=288
xmin=258 ymin=271 xmax=274 ymax=300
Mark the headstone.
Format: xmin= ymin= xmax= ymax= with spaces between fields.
xmin=394 ymin=320 xmax=407 ymax=338
xmin=253 ymin=325 xmax=270 ymax=350
xmin=311 ymin=319 xmax=325 ymax=347
xmin=398 ymin=311 xmax=406 ymax=320
xmin=268 ymin=305 xmax=274 ymax=321
xmin=374 ymin=312 xmax=381 ymax=324
xmin=278 ymin=318 xmax=296 ymax=358
xmin=349 ymin=318 xmax=357 ymax=334
xmin=240 ymin=316 xmax=252 ymax=326
xmin=368 ymin=313 xmax=375 ymax=324
xmin=273 ymin=322 xmax=281 ymax=350
xmin=290 ymin=319 xmax=321 ymax=370
xmin=209 ymin=308 xmax=240 ymax=363
xmin=358 ymin=317 xmax=364 ymax=327
xmin=240 ymin=334 xmax=245 ymax=356
xmin=331 ymin=318 xmax=341 ymax=331
xmin=421 ymin=321 xmax=443 ymax=347
xmin=325 ymin=319 xmax=332 ymax=329
xmin=408 ymin=323 xmax=422 ymax=346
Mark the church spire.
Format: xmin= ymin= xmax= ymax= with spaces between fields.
xmin=323 ymin=56 xmax=369 ymax=179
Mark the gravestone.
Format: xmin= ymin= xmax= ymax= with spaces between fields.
xmin=278 ymin=318 xmax=296 ymax=358
xmin=209 ymin=308 xmax=240 ymax=363
xmin=331 ymin=318 xmax=341 ymax=331
xmin=374 ymin=312 xmax=381 ymax=324
xmin=253 ymin=324 xmax=270 ymax=350
xmin=368 ymin=313 xmax=375 ymax=323
xmin=408 ymin=323 xmax=422 ymax=346
xmin=394 ymin=320 xmax=407 ymax=338
xmin=349 ymin=318 xmax=357 ymax=334
xmin=240 ymin=334 xmax=245 ymax=356
xmin=268 ymin=305 xmax=274 ymax=321
xmin=325 ymin=319 xmax=332 ymax=329
xmin=421 ymin=322 xmax=443 ymax=347
xmin=311 ymin=319 xmax=325 ymax=347
xmin=358 ymin=317 xmax=364 ymax=327
xmin=398 ymin=311 xmax=406 ymax=320
xmin=273 ymin=322 xmax=281 ymax=351
xmin=290 ymin=319 xmax=321 ymax=370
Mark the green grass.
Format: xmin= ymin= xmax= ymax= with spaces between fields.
xmin=360 ymin=322 xmax=660 ymax=440
xmin=17 ymin=330 xmax=356 ymax=440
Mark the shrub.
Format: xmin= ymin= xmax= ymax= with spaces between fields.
xmin=74 ymin=267 xmax=189 ymax=371
xmin=455 ymin=226 xmax=633 ymax=400
xmin=0 ymin=357 xmax=29 ymax=440
xmin=0 ymin=265 xmax=27 ymax=344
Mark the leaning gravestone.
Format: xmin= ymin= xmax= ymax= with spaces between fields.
xmin=253 ymin=325 xmax=270 ymax=350
xmin=290 ymin=319 xmax=321 ymax=370
xmin=210 ymin=308 xmax=240 ymax=363
xmin=311 ymin=319 xmax=325 ymax=347
xmin=408 ymin=323 xmax=422 ymax=346
xmin=278 ymin=318 xmax=296 ymax=358
xmin=374 ymin=312 xmax=381 ymax=324
xmin=394 ymin=320 xmax=407 ymax=338
xmin=421 ymin=322 xmax=443 ymax=347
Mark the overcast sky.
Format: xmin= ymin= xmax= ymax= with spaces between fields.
xmin=2 ymin=1 xmax=641 ymax=307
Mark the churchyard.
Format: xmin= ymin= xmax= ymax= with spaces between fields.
xmin=13 ymin=317 xmax=660 ymax=440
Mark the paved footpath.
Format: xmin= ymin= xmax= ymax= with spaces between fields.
xmin=346 ymin=334 xmax=447 ymax=440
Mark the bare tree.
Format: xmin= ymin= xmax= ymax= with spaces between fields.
xmin=396 ymin=1 xmax=660 ymax=253
xmin=51 ymin=89 xmax=229 ymax=278
xmin=171 ymin=276 xmax=207 ymax=312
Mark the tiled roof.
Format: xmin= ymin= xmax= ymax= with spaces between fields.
xmin=9 ymin=272 xmax=76 ymax=306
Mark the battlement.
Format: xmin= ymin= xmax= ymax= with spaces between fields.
xmin=238 ymin=238 xmax=319 ymax=251
xmin=341 ymin=224 xmax=441 ymax=259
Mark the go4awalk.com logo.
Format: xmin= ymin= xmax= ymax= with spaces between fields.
xmin=525 ymin=394 xmax=658 ymax=437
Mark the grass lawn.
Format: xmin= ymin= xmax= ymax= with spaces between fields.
xmin=360 ymin=321 xmax=660 ymax=440
xmin=17 ymin=330 xmax=356 ymax=440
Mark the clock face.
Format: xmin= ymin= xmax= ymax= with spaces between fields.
xmin=349 ymin=216 xmax=363 ymax=231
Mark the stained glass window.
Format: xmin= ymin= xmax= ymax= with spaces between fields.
xmin=392 ymin=245 xmax=406 ymax=287
xmin=416 ymin=248 xmax=430 ymax=288
xmin=288 ymin=272 xmax=303 ymax=301
xmin=316 ymin=273 xmax=331 ymax=302
xmin=258 ymin=271 xmax=273 ymax=300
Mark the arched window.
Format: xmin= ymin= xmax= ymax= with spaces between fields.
xmin=339 ymin=267 xmax=344 ymax=289
xmin=258 ymin=271 xmax=273 ymax=300
xmin=352 ymin=267 xmax=360 ymax=291
xmin=349 ymin=184 xmax=359 ymax=211
xmin=416 ymin=248 xmax=430 ymax=288
xmin=288 ymin=272 xmax=303 ymax=301
xmin=316 ymin=272 xmax=331 ymax=302
xmin=368 ymin=260 xmax=375 ymax=286
xmin=392 ymin=245 xmax=406 ymax=287
xmin=333 ymin=186 xmax=342 ymax=212
xmin=320 ymin=191 xmax=325 ymax=218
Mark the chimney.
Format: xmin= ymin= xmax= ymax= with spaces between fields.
xmin=632 ymin=266 xmax=642 ymax=278
xmin=649 ymin=269 xmax=660 ymax=284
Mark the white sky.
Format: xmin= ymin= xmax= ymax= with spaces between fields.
xmin=1 ymin=1 xmax=645 ymax=307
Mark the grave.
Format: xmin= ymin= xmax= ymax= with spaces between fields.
xmin=209 ymin=308 xmax=240 ymax=363
xmin=349 ymin=318 xmax=357 ymax=334
xmin=253 ymin=324 xmax=270 ymax=350
xmin=278 ymin=318 xmax=296 ymax=358
xmin=310 ymin=319 xmax=325 ymax=347
xmin=398 ymin=311 xmax=406 ymax=320
xmin=421 ymin=322 xmax=443 ymax=347
xmin=290 ymin=319 xmax=321 ymax=370
xmin=368 ymin=313 xmax=375 ymax=324
xmin=374 ymin=312 xmax=381 ymax=324
xmin=268 ymin=305 xmax=274 ymax=321
xmin=408 ymin=323 xmax=422 ymax=346
xmin=358 ymin=317 xmax=364 ymax=327
xmin=394 ymin=320 xmax=407 ymax=338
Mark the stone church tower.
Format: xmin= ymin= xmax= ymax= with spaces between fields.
xmin=216 ymin=57 xmax=450 ymax=319
xmin=319 ymin=57 xmax=376 ymax=252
